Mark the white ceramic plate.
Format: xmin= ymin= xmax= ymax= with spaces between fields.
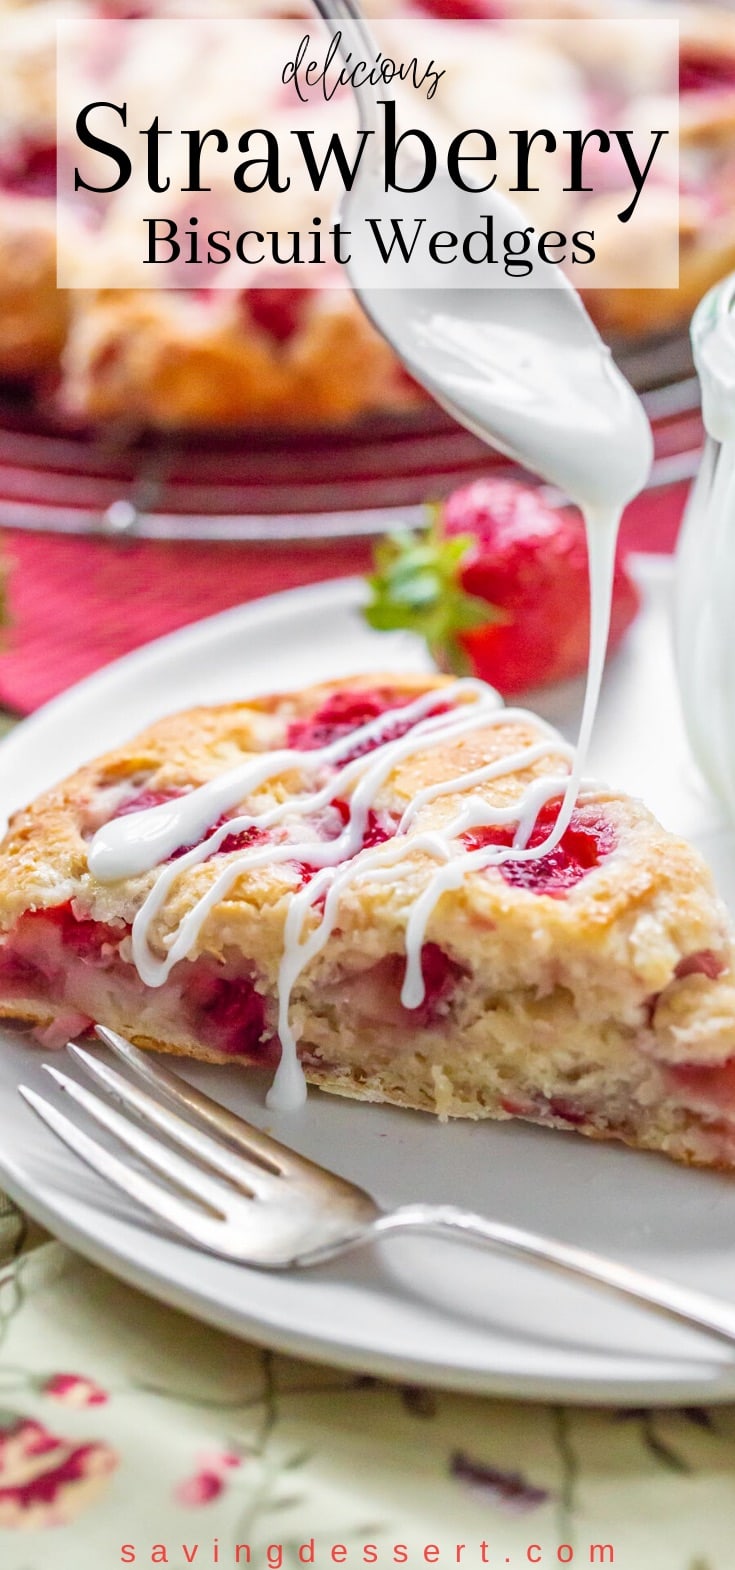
xmin=2 ymin=562 xmax=735 ymax=1404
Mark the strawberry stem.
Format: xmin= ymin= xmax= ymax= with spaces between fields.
xmin=365 ymin=521 xmax=496 ymax=670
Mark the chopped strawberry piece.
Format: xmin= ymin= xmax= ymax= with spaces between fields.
xmin=287 ymin=687 xmax=433 ymax=761
xmin=295 ymin=799 xmax=397 ymax=887
xmin=361 ymin=811 xmax=394 ymax=850
xmin=246 ymin=289 xmax=307 ymax=346
xmin=115 ymin=787 xmax=186 ymax=818
xmin=329 ymin=798 xmax=351 ymax=826
xmin=680 ymin=51 xmax=735 ymax=94
xmin=60 ymin=920 xmax=114 ymax=963
xmin=417 ymin=0 xmax=504 ymax=15
xmin=329 ymin=799 xmax=395 ymax=850
xmin=42 ymin=901 xmax=125 ymax=962
xmin=547 ymin=1096 xmax=588 ymax=1126
xmin=173 ymin=815 xmax=268 ymax=862
xmin=33 ymin=1012 xmax=93 ymax=1050
xmin=292 ymin=863 xmax=322 ymax=892
xmin=464 ymin=803 xmax=615 ymax=897
xmin=0 ymin=948 xmax=45 ymax=991
xmin=669 ymin=1055 xmax=735 ymax=1114
xmin=287 ymin=688 xmax=397 ymax=751
xmin=500 ymin=1095 xmax=536 ymax=1117
xmin=330 ymin=943 xmax=463 ymax=1027
xmin=417 ymin=942 xmax=463 ymax=1013
xmin=217 ymin=825 xmax=268 ymax=856
xmin=113 ymin=788 xmax=268 ymax=862
xmin=674 ymin=950 xmax=725 ymax=981
xmin=502 ymin=1091 xmax=587 ymax=1125
xmin=2 ymin=906 xmax=269 ymax=1061
xmin=187 ymin=965 xmax=267 ymax=1056
xmin=0 ymin=141 xmax=57 ymax=199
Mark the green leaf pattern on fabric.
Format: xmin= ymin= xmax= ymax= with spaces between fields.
xmin=0 ymin=1213 xmax=733 ymax=1565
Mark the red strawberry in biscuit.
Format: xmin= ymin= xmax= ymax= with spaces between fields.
xmin=365 ymin=477 xmax=640 ymax=696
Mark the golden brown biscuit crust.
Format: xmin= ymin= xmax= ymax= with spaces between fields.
xmin=2 ymin=673 xmax=735 ymax=1170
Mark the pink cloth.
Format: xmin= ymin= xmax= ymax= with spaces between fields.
xmin=0 ymin=480 xmax=688 ymax=715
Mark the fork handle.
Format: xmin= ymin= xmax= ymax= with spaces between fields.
xmin=371 ymin=1203 xmax=735 ymax=1354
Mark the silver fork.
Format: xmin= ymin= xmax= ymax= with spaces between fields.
xmin=16 ymin=1025 xmax=735 ymax=1355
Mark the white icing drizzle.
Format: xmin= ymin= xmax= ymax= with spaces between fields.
xmin=87 ymin=330 xmax=650 ymax=1109
xmin=89 ymin=683 xmax=471 ymax=883
xmin=85 ymin=669 xmax=605 ymax=1112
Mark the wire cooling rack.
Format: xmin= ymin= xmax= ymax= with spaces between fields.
xmin=0 ymin=329 xmax=702 ymax=543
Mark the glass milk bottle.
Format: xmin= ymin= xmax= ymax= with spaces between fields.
xmin=675 ymin=276 xmax=735 ymax=820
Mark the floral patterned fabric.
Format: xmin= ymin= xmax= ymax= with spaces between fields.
xmin=0 ymin=1213 xmax=733 ymax=1569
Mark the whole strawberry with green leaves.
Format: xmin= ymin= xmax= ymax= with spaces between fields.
xmin=366 ymin=477 xmax=640 ymax=695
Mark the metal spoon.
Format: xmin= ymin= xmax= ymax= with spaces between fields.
xmin=312 ymin=0 xmax=652 ymax=508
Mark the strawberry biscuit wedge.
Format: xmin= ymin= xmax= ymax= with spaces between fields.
xmin=1 ymin=674 xmax=735 ymax=1170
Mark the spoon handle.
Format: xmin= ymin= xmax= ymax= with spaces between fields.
xmin=311 ymin=0 xmax=382 ymax=136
